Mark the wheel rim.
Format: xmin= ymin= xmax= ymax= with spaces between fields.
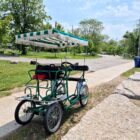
xmin=18 ymin=101 xmax=33 ymax=122
xmin=80 ymin=87 xmax=88 ymax=105
xmin=47 ymin=106 xmax=61 ymax=131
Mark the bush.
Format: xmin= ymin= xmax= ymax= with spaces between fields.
xmin=0 ymin=50 xmax=4 ymax=54
xmin=90 ymin=52 xmax=97 ymax=56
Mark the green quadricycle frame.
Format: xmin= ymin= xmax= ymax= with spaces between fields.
xmin=15 ymin=61 xmax=89 ymax=133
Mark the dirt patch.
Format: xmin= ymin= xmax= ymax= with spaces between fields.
xmin=1 ymin=76 xmax=125 ymax=140
xmin=130 ymin=99 xmax=140 ymax=107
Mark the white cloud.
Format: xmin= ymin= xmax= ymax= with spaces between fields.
xmin=80 ymin=0 xmax=121 ymax=11
xmin=103 ymin=23 xmax=133 ymax=40
xmin=64 ymin=0 xmax=84 ymax=3
xmin=96 ymin=1 xmax=140 ymax=19
xmin=132 ymin=0 xmax=140 ymax=11
xmin=61 ymin=22 xmax=73 ymax=30
xmin=80 ymin=0 xmax=94 ymax=10
xmin=102 ymin=4 xmax=131 ymax=17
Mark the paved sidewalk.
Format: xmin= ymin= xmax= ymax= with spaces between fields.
xmin=0 ymin=62 xmax=133 ymax=138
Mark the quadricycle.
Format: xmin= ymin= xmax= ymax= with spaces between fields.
xmin=15 ymin=61 xmax=89 ymax=133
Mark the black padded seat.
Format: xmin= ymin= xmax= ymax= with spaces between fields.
xmin=71 ymin=65 xmax=89 ymax=71
xmin=67 ymin=77 xmax=85 ymax=82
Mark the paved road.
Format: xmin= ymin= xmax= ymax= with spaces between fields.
xmin=0 ymin=55 xmax=132 ymax=71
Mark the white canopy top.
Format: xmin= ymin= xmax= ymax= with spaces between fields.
xmin=15 ymin=29 xmax=88 ymax=49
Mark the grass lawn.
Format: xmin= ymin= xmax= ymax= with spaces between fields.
xmin=0 ymin=60 xmax=79 ymax=98
xmin=122 ymin=67 xmax=140 ymax=77
xmin=0 ymin=60 xmax=35 ymax=97
xmin=0 ymin=49 xmax=100 ymax=59
xmin=23 ymin=51 xmax=100 ymax=59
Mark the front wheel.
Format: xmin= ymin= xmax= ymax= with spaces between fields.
xmin=15 ymin=100 xmax=35 ymax=125
xmin=44 ymin=103 xmax=63 ymax=133
xmin=79 ymin=85 xmax=89 ymax=107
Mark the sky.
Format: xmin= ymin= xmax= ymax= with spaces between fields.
xmin=44 ymin=0 xmax=140 ymax=40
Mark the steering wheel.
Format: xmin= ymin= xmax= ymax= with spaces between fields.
xmin=61 ymin=62 xmax=74 ymax=69
xmin=50 ymin=64 xmax=55 ymax=67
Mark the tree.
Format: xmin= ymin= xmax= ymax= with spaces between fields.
xmin=88 ymin=40 xmax=93 ymax=55
xmin=72 ymin=28 xmax=81 ymax=36
xmin=75 ymin=44 xmax=82 ymax=54
xmin=55 ymin=22 xmax=64 ymax=31
xmin=79 ymin=19 xmax=104 ymax=43
xmin=108 ymin=39 xmax=118 ymax=55
xmin=0 ymin=0 xmax=50 ymax=54
xmin=79 ymin=19 xmax=104 ymax=54
xmin=42 ymin=22 xmax=52 ymax=30
xmin=67 ymin=19 xmax=104 ymax=55
xmin=0 ymin=15 xmax=12 ymax=46
xmin=88 ymin=40 xmax=98 ymax=55
xmin=123 ymin=30 xmax=139 ymax=56
xmin=79 ymin=19 xmax=103 ymax=37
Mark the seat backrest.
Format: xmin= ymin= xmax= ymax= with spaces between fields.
xmin=71 ymin=65 xmax=89 ymax=71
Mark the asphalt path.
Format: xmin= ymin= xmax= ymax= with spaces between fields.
xmin=0 ymin=55 xmax=132 ymax=71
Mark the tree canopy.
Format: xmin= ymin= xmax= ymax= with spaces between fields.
xmin=122 ymin=30 xmax=139 ymax=56
xmin=79 ymin=19 xmax=104 ymax=38
xmin=0 ymin=0 xmax=50 ymax=33
xmin=0 ymin=15 xmax=12 ymax=45
xmin=0 ymin=0 xmax=50 ymax=54
xmin=71 ymin=19 xmax=104 ymax=55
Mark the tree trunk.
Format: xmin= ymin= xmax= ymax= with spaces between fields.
xmin=21 ymin=45 xmax=27 ymax=55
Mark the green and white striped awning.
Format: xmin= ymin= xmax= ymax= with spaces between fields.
xmin=15 ymin=29 xmax=88 ymax=48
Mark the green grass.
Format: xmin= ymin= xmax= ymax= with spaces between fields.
xmin=0 ymin=49 xmax=100 ymax=59
xmin=23 ymin=51 xmax=100 ymax=59
xmin=0 ymin=48 xmax=18 ymax=55
xmin=122 ymin=68 xmax=140 ymax=77
xmin=0 ymin=60 xmax=35 ymax=97
xmin=0 ymin=60 xmax=79 ymax=98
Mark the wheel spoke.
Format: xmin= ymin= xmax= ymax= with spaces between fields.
xmin=15 ymin=100 xmax=34 ymax=125
xmin=18 ymin=101 xmax=33 ymax=122
xmin=45 ymin=103 xmax=62 ymax=132
xmin=80 ymin=86 xmax=89 ymax=106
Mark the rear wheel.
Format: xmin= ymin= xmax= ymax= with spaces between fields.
xmin=79 ymin=85 xmax=89 ymax=107
xmin=15 ymin=100 xmax=35 ymax=125
xmin=44 ymin=103 xmax=63 ymax=133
